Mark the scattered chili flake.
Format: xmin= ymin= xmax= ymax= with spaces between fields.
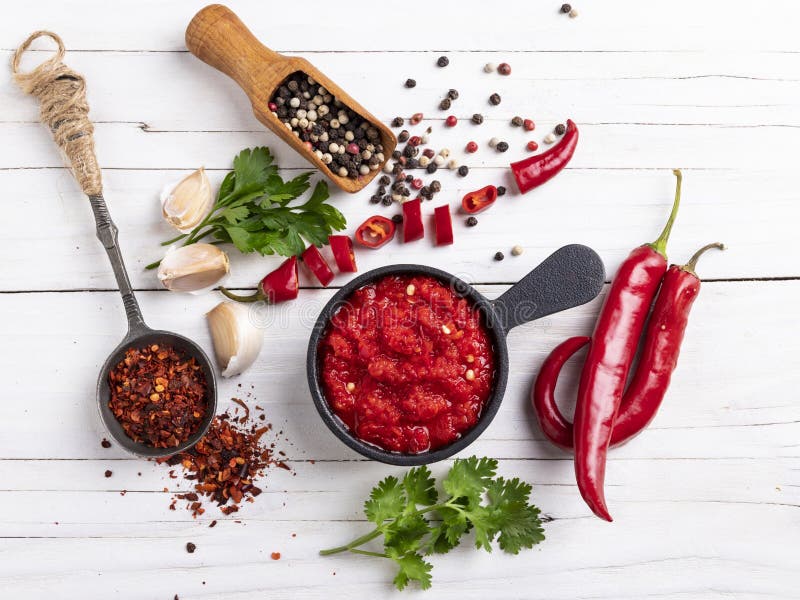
xmin=186 ymin=542 xmax=196 ymax=554
xmin=231 ymin=397 xmax=250 ymax=423
xmin=101 ymin=438 xmax=112 ymax=449
xmin=271 ymin=552 xmax=281 ymax=560
xmin=104 ymin=470 xmax=112 ymax=478
xmin=108 ymin=345 xmax=208 ymax=448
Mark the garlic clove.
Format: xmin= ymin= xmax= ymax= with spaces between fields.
xmin=206 ymin=301 xmax=264 ymax=378
xmin=160 ymin=167 xmax=214 ymax=232
xmin=157 ymin=243 xmax=229 ymax=293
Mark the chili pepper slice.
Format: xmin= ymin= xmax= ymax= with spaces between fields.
xmin=573 ymin=169 xmax=683 ymax=522
xmin=402 ymin=198 xmax=424 ymax=243
xmin=220 ymin=256 xmax=299 ymax=303
xmin=328 ymin=235 xmax=358 ymax=273
xmin=355 ymin=216 xmax=396 ymax=249
xmin=461 ymin=185 xmax=498 ymax=214
xmin=434 ymin=204 xmax=454 ymax=246
xmin=302 ymin=245 xmax=335 ymax=286
xmin=510 ymin=119 xmax=578 ymax=194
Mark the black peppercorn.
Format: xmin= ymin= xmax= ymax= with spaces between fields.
xmin=186 ymin=542 xmax=197 ymax=554
xmin=405 ymin=78 xmax=416 ymax=88
xmin=437 ymin=56 xmax=449 ymax=67
xmin=555 ymin=123 xmax=567 ymax=135
xmin=497 ymin=186 xmax=507 ymax=196
xmin=511 ymin=116 xmax=523 ymax=127
xmin=382 ymin=196 xmax=393 ymax=206
xmin=405 ymin=174 xmax=414 ymax=183
xmin=430 ymin=180 xmax=442 ymax=193
xmin=392 ymin=150 xmax=402 ymax=160
xmin=496 ymin=141 xmax=509 ymax=152
xmin=426 ymin=162 xmax=438 ymax=174
xmin=472 ymin=113 xmax=484 ymax=125
xmin=439 ymin=98 xmax=452 ymax=110
xmin=494 ymin=251 xmax=505 ymax=261
xmin=370 ymin=195 xmax=381 ymax=204
xmin=448 ymin=89 xmax=459 ymax=100
xmin=420 ymin=186 xmax=432 ymax=199
xmin=457 ymin=165 xmax=469 ymax=177
xmin=560 ymin=3 xmax=572 ymax=13
xmin=466 ymin=216 xmax=478 ymax=227
xmin=377 ymin=186 xmax=387 ymax=196
xmin=379 ymin=175 xmax=391 ymax=186
xmin=489 ymin=93 xmax=502 ymax=106
xmin=392 ymin=214 xmax=403 ymax=224
xmin=398 ymin=130 xmax=410 ymax=143
xmin=391 ymin=117 xmax=404 ymax=127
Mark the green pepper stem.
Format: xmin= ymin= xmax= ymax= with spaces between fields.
xmin=683 ymin=242 xmax=725 ymax=277
xmin=649 ymin=169 xmax=683 ymax=259
xmin=319 ymin=528 xmax=384 ymax=556
xmin=219 ymin=287 xmax=263 ymax=303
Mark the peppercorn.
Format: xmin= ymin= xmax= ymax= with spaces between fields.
xmin=483 ymin=63 xmax=495 ymax=73
xmin=511 ymin=116 xmax=523 ymax=127
xmin=186 ymin=543 xmax=197 ymax=554
xmin=498 ymin=63 xmax=512 ymax=76
xmin=561 ymin=3 xmax=572 ymax=12
xmin=370 ymin=195 xmax=381 ymax=204
xmin=527 ymin=140 xmax=539 ymax=152
xmin=439 ymin=98 xmax=452 ymax=110
xmin=497 ymin=186 xmax=507 ymax=196
xmin=392 ymin=214 xmax=403 ymax=224
xmin=391 ymin=150 xmax=402 ymax=160
xmin=555 ymin=123 xmax=567 ymax=135
xmin=489 ymin=137 xmax=500 ymax=148
xmin=496 ymin=141 xmax=509 ymax=152
xmin=448 ymin=89 xmax=459 ymax=100
xmin=569 ymin=7 xmax=579 ymax=18
xmin=466 ymin=216 xmax=478 ymax=227
xmin=379 ymin=175 xmax=391 ymax=185
xmin=392 ymin=117 xmax=404 ymax=127
xmin=405 ymin=78 xmax=416 ymax=88
xmin=410 ymin=112 xmax=424 ymax=125
xmin=104 ymin=469 xmax=112 ymax=478
xmin=427 ymin=162 xmax=438 ymax=174
xmin=466 ymin=141 xmax=478 ymax=153
xmin=543 ymin=132 xmax=557 ymax=144
xmin=398 ymin=130 xmax=410 ymax=143
xmin=458 ymin=165 xmax=469 ymax=177
xmin=382 ymin=196 xmax=392 ymax=206
xmin=472 ymin=113 xmax=484 ymax=124
xmin=511 ymin=245 xmax=524 ymax=256
xmin=101 ymin=438 xmax=112 ymax=449
xmin=437 ymin=56 xmax=449 ymax=67
xmin=494 ymin=251 xmax=505 ymax=261
xmin=445 ymin=115 xmax=458 ymax=127
xmin=489 ymin=93 xmax=502 ymax=105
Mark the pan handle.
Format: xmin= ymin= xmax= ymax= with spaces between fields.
xmin=491 ymin=244 xmax=605 ymax=334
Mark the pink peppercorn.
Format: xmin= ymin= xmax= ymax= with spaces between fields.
xmin=527 ymin=140 xmax=539 ymax=152
xmin=423 ymin=148 xmax=436 ymax=159
xmin=410 ymin=112 xmax=424 ymax=125
xmin=523 ymin=119 xmax=535 ymax=131
xmin=466 ymin=141 xmax=478 ymax=153
xmin=346 ymin=143 xmax=360 ymax=154
xmin=411 ymin=178 xmax=423 ymax=190
xmin=408 ymin=136 xmax=422 ymax=147
xmin=268 ymin=102 xmax=278 ymax=111
xmin=445 ymin=115 xmax=458 ymax=127
xmin=498 ymin=63 xmax=511 ymax=75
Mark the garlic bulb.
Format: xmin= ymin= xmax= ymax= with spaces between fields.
xmin=161 ymin=167 xmax=214 ymax=232
xmin=206 ymin=301 xmax=264 ymax=377
xmin=157 ymin=243 xmax=229 ymax=293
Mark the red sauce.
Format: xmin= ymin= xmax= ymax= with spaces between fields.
xmin=319 ymin=274 xmax=495 ymax=454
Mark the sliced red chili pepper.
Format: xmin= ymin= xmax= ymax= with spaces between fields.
xmin=510 ymin=119 xmax=578 ymax=194
xmin=461 ymin=185 xmax=498 ymax=214
xmin=302 ymin=245 xmax=335 ymax=286
xmin=402 ymin=198 xmax=424 ymax=243
xmin=328 ymin=235 xmax=357 ymax=272
xmin=355 ymin=216 xmax=396 ymax=249
xmin=433 ymin=204 xmax=454 ymax=246
xmin=220 ymin=256 xmax=299 ymax=303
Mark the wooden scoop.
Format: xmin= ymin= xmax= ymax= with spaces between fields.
xmin=186 ymin=4 xmax=397 ymax=193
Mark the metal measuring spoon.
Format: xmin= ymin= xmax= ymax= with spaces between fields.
xmin=13 ymin=31 xmax=216 ymax=457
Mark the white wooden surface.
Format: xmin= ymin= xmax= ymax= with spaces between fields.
xmin=1 ymin=1 xmax=798 ymax=598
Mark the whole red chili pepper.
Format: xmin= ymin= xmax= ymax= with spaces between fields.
xmin=220 ymin=255 xmax=299 ymax=303
xmin=510 ymin=119 xmax=578 ymax=193
xmin=573 ymin=170 xmax=683 ymax=521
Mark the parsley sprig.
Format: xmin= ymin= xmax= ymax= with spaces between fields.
xmin=320 ymin=457 xmax=545 ymax=591
xmin=146 ymin=147 xmax=346 ymax=269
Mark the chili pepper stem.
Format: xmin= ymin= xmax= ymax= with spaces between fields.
xmin=683 ymin=242 xmax=726 ymax=277
xmin=648 ymin=169 xmax=683 ymax=258
xmin=219 ymin=287 xmax=263 ymax=303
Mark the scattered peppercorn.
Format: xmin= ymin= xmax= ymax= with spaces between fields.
xmin=511 ymin=245 xmax=524 ymax=256
xmin=496 ymin=141 xmax=509 ymax=152
xmin=104 ymin=470 xmax=112 ymax=478
xmin=392 ymin=214 xmax=403 ymax=224
xmin=524 ymin=118 xmax=535 ymax=131
xmin=369 ymin=195 xmax=380 ymax=204
xmin=494 ymin=251 xmax=505 ymax=261
xmin=382 ymin=196 xmax=393 ymax=206
xmin=527 ymin=140 xmax=539 ymax=152
xmin=560 ymin=3 xmax=572 ymax=13
xmin=392 ymin=117 xmax=404 ymax=127
xmin=483 ymin=63 xmax=495 ymax=73
xmin=447 ymin=89 xmax=459 ymax=100
xmin=430 ymin=180 xmax=442 ymax=193
xmin=186 ymin=542 xmax=196 ymax=554
xmin=569 ymin=7 xmax=579 ymax=18
xmin=489 ymin=93 xmax=502 ymax=106
xmin=489 ymin=137 xmax=500 ymax=148
xmin=101 ymin=438 xmax=112 ymax=449
xmin=426 ymin=163 xmax=438 ymax=174
xmin=404 ymin=78 xmax=416 ymax=88
xmin=497 ymin=186 xmax=507 ymax=196
xmin=555 ymin=123 xmax=567 ymax=135
xmin=498 ymin=63 xmax=512 ymax=76
xmin=379 ymin=175 xmax=390 ymax=186
xmin=410 ymin=112 xmax=424 ymax=125
xmin=466 ymin=216 xmax=478 ymax=227
xmin=457 ymin=165 xmax=469 ymax=177
xmin=398 ymin=130 xmax=410 ymax=143
xmin=445 ymin=115 xmax=458 ymax=127
xmin=437 ymin=56 xmax=449 ymax=67
xmin=511 ymin=116 xmax=523 ymax=127
xmin=544 ymin=132 xmax=557 ymax=144
xmin=439 ymin=98 xmax=452 ymax=110
xmin=466 ymin=141 xmax=478 ymax=153
xmin=472 ymin=113 xmax=484 ymax=125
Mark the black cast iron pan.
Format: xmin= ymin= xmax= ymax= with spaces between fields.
xmin=307 ymin=244 xmax=605 ymax=465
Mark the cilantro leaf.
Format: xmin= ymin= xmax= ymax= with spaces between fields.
xmin=486 ymin=478 xmax=545 ymax=554
xmin=442 ymin=456 xmax=497 ymax=504
xmin=364 ymin=476 xmax=406 ymax=525
xmin=402 ymin=465 xmax=438 ymax=508
xmin=384 ymin=514 xmax=429 ymax=556
xmin=389 ymin=551 xmax=433 ymax=591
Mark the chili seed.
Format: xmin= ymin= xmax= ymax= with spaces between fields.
xmin=392 ymin=117 xmax=404 ymax=127
xmin=511 ymin=116 xmax=524 ymax=127
xmin=489 ymin=93 xmax=502 ymax=105
xmin=497 ymin=186 xmax=507 ymax=196
xmin=398 ymin=130 xmax=410 ymax=143
xmin=560 ymin=3 xmax=572 ymax=13
xmin=494 ymin=251 xmax=505 ymax=261
xmin=483 ymin=63 xmax=495 ymax=73
xmin=439 ymin=98 xmax=452 ymax=110
xmin=555 ymin=123 xmax=567 ymax=135
xmin=472 ymin=113 xmax=484 ymax=125
xmin=186 ymin=542 xmax=197 ymax=554
xmin=448 ymin=89 xmax=459 ymax=100
xmin=404 ymin=78 xmax=417 ymax=88
xmin=458 ymin=165 xmax=469 ymax=177
xmin=511 ymin=245 xmax=524 ymax=256
xmin=445 ymin=115 xmax=458 ymax=127
xmin=466 ymin=216 xmax=478 ymax=227
xmin=437 ymin=56 xmax=449 ymax=67
xmin=496 ymin=141 xmax=509 ymax=152
xmin=392 ymin=214 xmax=404 ymax=224
xmin=498 ymin=63 xmax=512 ymax=76
xmin=465 ymin=369 xmax=476 ymax=381
xmin=104 ymin=469 xmax=112 ymax=478
xmin=527 ymin=140 xmax=539 ymax=152
xmin=466 ymin=141 xmax=478 ymax=153
xmin=410 ymin=112 xmax=424 ymax=125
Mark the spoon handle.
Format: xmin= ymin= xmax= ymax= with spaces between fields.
xmin=89 ymin=196 xmax=148 ymax=336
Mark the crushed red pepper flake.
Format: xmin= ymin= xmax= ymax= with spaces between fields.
xmin=270 ymin=552 xmax=281 ymax=560
xmin=108 ymin=345 xmax=208 ymax=448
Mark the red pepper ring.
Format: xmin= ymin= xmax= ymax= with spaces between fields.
xmin=328 ymin=235 xmax=357 ymax=272
xmin=510 ymin=119 xmax=578 ymax=194
xmin=355 ymin=216 xmax=396 ymax=249
xmin=220 ymin=255 xmax=299 ymax=303
xmin=461 ymin=185 xmax=498 ymax=214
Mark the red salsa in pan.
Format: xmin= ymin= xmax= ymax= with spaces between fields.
xmin=319 ymin=274 xmax=495 ymax=454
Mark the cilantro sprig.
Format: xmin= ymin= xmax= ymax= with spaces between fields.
xmin=320 ymin=457 xmax=545 ymax=591
xmin=146 ymin=147 xmax=346 ymax=269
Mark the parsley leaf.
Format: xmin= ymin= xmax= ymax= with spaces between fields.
xmin=320 ymin=456 xmax=545 ymax=591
